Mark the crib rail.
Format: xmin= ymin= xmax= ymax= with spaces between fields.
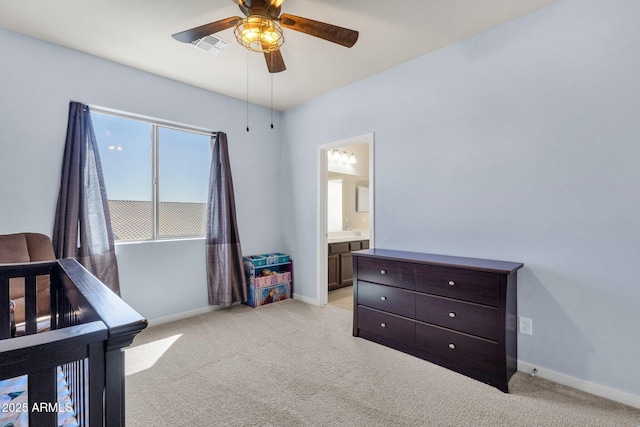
xmin=0 ymin=258 xmax=147 ymax=426
xmin=0 ymin=321 xmax=107 ymax=425
xmin=57 ymin=258 xmax=148 ymax=426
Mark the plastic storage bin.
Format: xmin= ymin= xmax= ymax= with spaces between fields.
xmin=243 ymin=252 xmax=293 ymax=308
xmin=247 ymin=282 xmax=291 ymax=308
xmin=244 ymin=255 xmax=267 ymax=267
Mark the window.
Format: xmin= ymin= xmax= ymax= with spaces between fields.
xmin=91 ymin=110 xmax=212 ymax=241
xmin=327 ymin=179 xmax=343 ymax=232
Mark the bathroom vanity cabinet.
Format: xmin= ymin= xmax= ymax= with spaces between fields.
xmin=328 ymin=239 xmax=369 ymax=291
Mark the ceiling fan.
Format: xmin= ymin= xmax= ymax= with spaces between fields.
xmin=172 ymin=0 xmax=359 ymax=73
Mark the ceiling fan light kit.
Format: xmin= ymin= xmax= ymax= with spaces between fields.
xmin=172 ymin=0 xmax=359 ymax=73
xmin=234 ymin=15 xmax=284 ymax=53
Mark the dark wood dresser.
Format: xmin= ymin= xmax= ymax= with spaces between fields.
xmin=352 ymin=249 xmax=523 ymax=392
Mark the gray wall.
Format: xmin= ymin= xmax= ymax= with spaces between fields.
xmin=0 ymin=28 xmax=283 ymax=321
xmin=281 ymin=0 xmax=640 ymax=397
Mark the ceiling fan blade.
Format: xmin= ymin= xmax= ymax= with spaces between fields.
xmin=172 ymin=17 xmax=242 ymax=43
xmin=279 ymin=14 xmax=358 ymax=48
xmin=264 ymin=49 xmax=286 ymax=73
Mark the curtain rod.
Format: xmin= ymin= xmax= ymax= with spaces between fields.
xmin=87 ymin=104 xmax=218 ymax=138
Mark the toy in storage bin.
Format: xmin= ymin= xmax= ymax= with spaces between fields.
xmin=265 ymin=253 xmax=290 ymax=265
xmin=243 ymin=253 xmax=293 ymax=307
xmin=244 ymin=254 xmax=267 ymax=267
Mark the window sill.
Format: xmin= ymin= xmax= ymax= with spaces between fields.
xmin=115 ymin=236 xmax=205 ymax=246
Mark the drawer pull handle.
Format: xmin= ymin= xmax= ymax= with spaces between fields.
xmin=448 ymin=280 xmax=455 ymax=286
xmin=380 ymin=270 xmax=387 ymax=275
xmin=448 ymin=343 xmax=456 ymax=350
xmin=381 ymin=296 xmax=387 ymax=301
xmin=380 ymin=323 xmax=387 ymax=328
xmin=449 ymin=312 xmax=456 ymax=318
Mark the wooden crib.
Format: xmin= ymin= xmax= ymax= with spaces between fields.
xmin=1 ymin=258 xmax=147 ymax=426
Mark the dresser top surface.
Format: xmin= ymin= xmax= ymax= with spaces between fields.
xmin=353 ymin=248 xmax=523 ymax=274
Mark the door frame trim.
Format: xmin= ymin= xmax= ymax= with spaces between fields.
xmin=317 ymin=132 xmax=375 ymax=305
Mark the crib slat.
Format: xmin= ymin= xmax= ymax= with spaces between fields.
xmin=29 ymin=366 xmax=58 ymax=426
xmin=0 ymin=277 xmax=10 ymax=339
xmin=25 ymin=274 xmax=37 ymax=335
xmin=0 ymin=281 xmax=10 ymax=340
xmin=50 ymin=270 xmax=60 ymax=330
xmin=76 ymin=359 xmax=83 ymax=422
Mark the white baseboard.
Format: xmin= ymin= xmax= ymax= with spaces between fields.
xmin=292 ymin=292 xmax=321 ymax=306
xmin=518 ymin=360 xmax=640 ymax=410
xmin=147 ymin=306 xmax=220 ymax=327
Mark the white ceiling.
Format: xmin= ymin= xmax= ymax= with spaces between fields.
xmin=0 ymin=0 xmax=558 ymax=111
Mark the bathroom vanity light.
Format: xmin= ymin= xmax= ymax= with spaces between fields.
xmin=328 ymin=150 xmax=357 ymax=164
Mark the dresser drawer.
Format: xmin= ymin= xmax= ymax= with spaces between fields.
xmin=415 ymin=322 xmax=499 ymax=374
xmin=416 ymin=265 xmax=498 ymax=306
xmin=358 ymin=282 xmax=415 ymax=318
xmin=357 ymin=306 xmax=415 ymax=347
xmin=415 ymin=294 xmax=499 ymax=341
xmin=357 ymin=257 xmax=416 ymax=290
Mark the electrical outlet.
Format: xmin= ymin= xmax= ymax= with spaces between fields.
xmin=519 ymin=316 xmax=533 ymax=335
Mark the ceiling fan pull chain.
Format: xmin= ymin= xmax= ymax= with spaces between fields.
xmin=270 ymin=58 xmax=274 ymax=129
xmin=246 ymin=50 xmax=250 ymax=132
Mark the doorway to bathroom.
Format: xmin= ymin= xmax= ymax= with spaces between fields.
xmin=317 ymin=132 xmax=374 ymax=307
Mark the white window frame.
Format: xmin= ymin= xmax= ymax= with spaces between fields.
xmin=90 ymin=106 xmax=216 ymax=241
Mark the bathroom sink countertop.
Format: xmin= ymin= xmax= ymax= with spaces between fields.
xmin=327 ymin=235 xmax=369 ymax=244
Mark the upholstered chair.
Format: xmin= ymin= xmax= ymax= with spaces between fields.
xmin=0 ymin=232 xmax=56 ymax=329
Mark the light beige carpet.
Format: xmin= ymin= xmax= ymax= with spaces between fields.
xmin=125 ymin=299 xmax=640 ymax=426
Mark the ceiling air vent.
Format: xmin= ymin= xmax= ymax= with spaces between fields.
xmin=190 ymin=35 xmax=231 ymax=56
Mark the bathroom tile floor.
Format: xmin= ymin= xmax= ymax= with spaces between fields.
xmin=328 ymin=286 xmax=353 ymax=312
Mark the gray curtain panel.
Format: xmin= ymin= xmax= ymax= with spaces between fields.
xmin=52 ymin=102 xmax=121 ymax=295
xmin=206 ymin=132 xmax=247 ymax=306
